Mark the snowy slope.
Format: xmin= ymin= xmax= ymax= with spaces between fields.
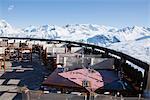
xmin=0 ymin=19 xmax=150 ymax=64
xmin=116 ymin=26 xmax=150 ymax=41
xmin=87 ymin=34 xmax=120 ymax=46
xmin=108 ymin=37 xmax=150 ymax=64
xmin=0 ymin=20 xmax=21 ymax=37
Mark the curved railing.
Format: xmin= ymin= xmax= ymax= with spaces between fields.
xmin=1 ymin=37 xmax=149 ymax=94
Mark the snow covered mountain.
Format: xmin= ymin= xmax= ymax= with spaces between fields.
xmin=0 ymin=20 xmax=149 ymax=43
xmin=0 ymin=20 xmax=21 ymax=37
xmin=0 ymin=20 xmax=150 ymax=63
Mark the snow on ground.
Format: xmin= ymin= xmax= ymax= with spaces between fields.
xmin=108 ymin=37 xmax=150 ymax=64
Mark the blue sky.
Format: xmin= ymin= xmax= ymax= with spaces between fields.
xmin=0 ymin=0 xmax=149 ymax=28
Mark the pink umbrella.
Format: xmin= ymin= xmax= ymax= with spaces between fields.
xmin=58 ymin=68 xmax=104 ymax=92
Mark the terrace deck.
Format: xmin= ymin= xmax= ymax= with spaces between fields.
xmin=0 ymin=39 xmax=147 ymax=99
xmin=0 ymin=53 xmax=50 ymax=100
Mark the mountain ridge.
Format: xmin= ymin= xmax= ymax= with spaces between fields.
xmin=0 ymin=19 xmax=149 ymax=43
xmin=0 ymin=19 xmax=150 ymax=64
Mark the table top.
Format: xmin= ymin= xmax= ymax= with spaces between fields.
xmin=43 ymin=68 xmax=104 ymax=92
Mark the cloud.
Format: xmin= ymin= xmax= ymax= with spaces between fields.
xmin=8 ymin=5 xmax=15 ymax=11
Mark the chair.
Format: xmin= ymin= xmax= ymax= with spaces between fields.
xmin=19 ymin=43 xmax=32 ymax=62
xmin=56 ymin=53 xmax=81 ymax=68
xmin=55 ymin=43 xmax=66 ymax=47
xmin=13 ymin=42 xmax=20 ymax=49
xmin=0 ymin=47 xmax=6 ymax=71
xmin=70 ymin=47 xmax=82 ymax=53
xmin=90 ymin=58 xmax=114 ymax=70
xmin=8 ymin=39 xmax=15 ymax=44
xmin=0 ymin=41 xmax=8 ymax=47
xmin=5 ymin=42 xmax=20 ymax=60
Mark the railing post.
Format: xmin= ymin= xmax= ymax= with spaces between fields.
xmin=119 ymin=57 xmax=126 ymax=80
xmin=144 ymin=64 xmax=150 ymax=98
xmin=63 ymin=57 xmax=67 ymax=67
xmin=92 ymin=47 xmax=94 ymax=54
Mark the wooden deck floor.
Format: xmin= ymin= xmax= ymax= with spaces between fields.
xmin=0 ymin=53 xmax=146 ymax=100
xmin=0 ymin=53 xmax=50 ymax=100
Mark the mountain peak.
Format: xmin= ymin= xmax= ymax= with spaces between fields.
xmin=0 ymin=20 xmax=12 ymax=28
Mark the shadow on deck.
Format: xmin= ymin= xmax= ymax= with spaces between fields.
xmin=0 ymin=53 xmax=51 ymax=100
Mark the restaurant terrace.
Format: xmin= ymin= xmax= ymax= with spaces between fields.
xmin=0 ymin=37 xmax=149 ymax=100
